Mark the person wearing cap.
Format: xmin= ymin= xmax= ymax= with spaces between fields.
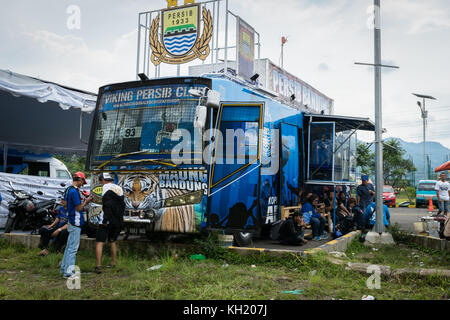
xmin=357 ymin=174 xmax=375 ymax=212
xmin=61 ymin=172 xmax=93 ymax=278
xmin=94 ymin=172 xmax=125 ymax=274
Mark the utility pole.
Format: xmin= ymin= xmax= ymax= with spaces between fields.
xmin=413 ymin=93 xmax=437 ymax=181
xmin=355 ymin=0 xmax=399 ymax=234
xmin=281 ymin=36 xmax=287 ymax=68
xmin=373 ymin=0 xmax=384 ymax=234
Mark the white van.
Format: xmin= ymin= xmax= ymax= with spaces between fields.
xmin=1 ymin=155 xmax=72 ymax=179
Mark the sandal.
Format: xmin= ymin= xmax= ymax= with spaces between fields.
xmin=94 ymin=266 xmax=102 ymax=274
xmin=106 ymin=264 xmax=116 ymax=269
xmin=38 ymin=249 xmax=48 ymax=257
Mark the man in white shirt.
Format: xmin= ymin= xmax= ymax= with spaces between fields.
xmin=435 ymin=172 xmax=450 ymax=216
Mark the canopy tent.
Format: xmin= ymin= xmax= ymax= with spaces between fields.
xmin=435 ymin=161 xmax=450 ymax=173
xmin=304 ymin=113 xmax=376 ymax=132
xmin=0 ymin=69 xmax=97 ymax=160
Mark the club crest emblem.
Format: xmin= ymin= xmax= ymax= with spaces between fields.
xmin=150 ymin=0 xmax=212 ymax=66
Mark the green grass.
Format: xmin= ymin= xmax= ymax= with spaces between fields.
xmin=0 ymin=234 xmax=449 ymax=300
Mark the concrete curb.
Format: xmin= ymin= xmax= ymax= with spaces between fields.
xmin=228 ymin=231 xmax=362 ymax=257
xmin=408 ymin=233 xmax=450 ymax=252
xmin=0 ymin=233 xmax=196 ymax=255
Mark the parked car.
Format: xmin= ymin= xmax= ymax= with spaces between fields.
xmin=415 ymin=180 xmax=438 ymax=208
xmin=383 ymin=185 xmax=397 ymax=207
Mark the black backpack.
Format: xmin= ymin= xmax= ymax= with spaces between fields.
xmin=270 ymin=220 xmax=285 ymax=241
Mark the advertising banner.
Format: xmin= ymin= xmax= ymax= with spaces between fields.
xmin=236 ymin=17 xmax=255 ymax=81
xmin=269 ymin=61 xmax=332 ymax=114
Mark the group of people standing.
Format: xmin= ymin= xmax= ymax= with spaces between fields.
xmin=37 ymin=172 xmax=125 ymax=278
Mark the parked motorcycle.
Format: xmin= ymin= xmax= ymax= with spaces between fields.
xmin=4 ymin=181 xmax=57 ymax=234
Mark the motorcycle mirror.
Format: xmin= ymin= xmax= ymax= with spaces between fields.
xmin=8 ymin=180 xmax=14 ymax=189
xmin=60 ymin=183 xmax=66 ymax=187
xmin=37 ymin=191 xmax=44 ymax=196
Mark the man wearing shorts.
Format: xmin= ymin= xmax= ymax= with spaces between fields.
xmin=95 ymin=173 xmax=125 ymax=274
xmin=435 ymin=172 xmax=450 ymax=216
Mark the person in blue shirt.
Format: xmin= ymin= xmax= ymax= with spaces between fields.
xmin=60 ymin=172 xmax=93 ymax=278
xmin=364 ymin=197 xmax=391 ymax=230
xmin=301 ymin=194 xmax=329 ymax=241
xmin=357 ymin=175 xmax=376 ymax=211
xmin=37 ymin=206 xmax=69 ymax=256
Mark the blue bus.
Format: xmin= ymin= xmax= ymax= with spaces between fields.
xmin=85 ymin=74 xmax=374 ymax=245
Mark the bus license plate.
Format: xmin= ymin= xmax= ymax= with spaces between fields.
xmin=129 ymin=228 xmax=146 ymax=235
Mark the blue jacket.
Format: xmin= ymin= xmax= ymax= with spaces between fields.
xmin=301 ymin=202 xmax=321 ymax=225
xmin=364 ymin=202 xmax=390 ymax=227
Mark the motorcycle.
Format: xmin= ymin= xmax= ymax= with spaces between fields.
xmin=4 ymin=181 xmax=57 ymax=234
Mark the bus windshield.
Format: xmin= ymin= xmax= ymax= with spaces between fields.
xmin=87 ymin=81 xmax=209 ymax=169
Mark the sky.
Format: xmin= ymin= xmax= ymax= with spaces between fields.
xmin=1 ymin=0 xmax=449 ymax=152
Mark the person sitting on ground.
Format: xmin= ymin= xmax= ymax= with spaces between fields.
xmin=364 ymin=195 xmax=391 ymax=230
xmin=37 ymin=205 xmax=69 ymax=256
xmin=278 ymin=211 xmax=308 ymax=246
xmin=348 ymin=197 xmax=365 ymax=231
xmin=337 ymin=191 xmax=351 ymax=218
xmin=301 ymin=194 xmax=329 ymax=241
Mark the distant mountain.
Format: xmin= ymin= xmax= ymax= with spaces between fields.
xmin=395 ymin=138 xmax=450 ymax=182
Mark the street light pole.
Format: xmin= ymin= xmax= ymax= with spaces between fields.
xmin=413 ymin=93 xmax=437 ymax=181
xmin=355 ymin=0 xmax=399 ymax=235
xmin=422 ymin=99 xmax=427 ymax=180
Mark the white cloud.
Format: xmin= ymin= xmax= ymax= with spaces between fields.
xmin=17 ymin=28 xmax=137 ymax=92
xmin=385 ymin=0 xmax=450 ymax=34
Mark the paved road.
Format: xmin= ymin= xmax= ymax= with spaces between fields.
xmin=389 ymin=207 xmax=433 ymax=232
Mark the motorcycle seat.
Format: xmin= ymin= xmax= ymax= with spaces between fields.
xmin=34 ymin=200 xmax=55 ymax=209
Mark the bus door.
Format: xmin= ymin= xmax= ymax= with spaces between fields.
xmin=280 ymin=123 xmax=301 ymax=207
xmin=207 ymin=103 xmax=264 ymax=231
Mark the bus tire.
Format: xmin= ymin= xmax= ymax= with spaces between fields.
xmin=233 ymin=232 xmax=253 ymax=247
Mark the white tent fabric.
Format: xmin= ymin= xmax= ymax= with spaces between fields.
xmin=0 ymin=69 xmax=97 ymax=113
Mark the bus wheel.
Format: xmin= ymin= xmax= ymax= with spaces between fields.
xmin=233 ymin=232 xmax=253 ymax=247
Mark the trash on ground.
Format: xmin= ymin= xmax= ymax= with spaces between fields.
xmin=251 ymin=265 xmax=256 ymax=268
xmin=362 ymin=295 xmax=375 ymax=300
xmin=329 ymin=251 xmax=347 ymax=258
xmin=310 ymin=270 xmax=317 ymax=276
xmin=147 ymin=265 xmax=163 ymax=271
xmin=190 ymin=254 xmax=206 ymax=261
xmin=283 ymin=289 xmax=304 ymax=295
xmin=372 ymin=248 xmax=379 ymax=252
xmin=222 ymin=263 xmax=229 ymax=268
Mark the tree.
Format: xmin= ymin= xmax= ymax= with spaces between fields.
xmin=54 ymin=155 xmax=88 ymax=176
xmin=382 ymin=139 xmax=416 ymax=189
xmin=357 ymin=142 xmax=375 ymax=177
xmin=356 ymin=139 xmax=416 ymax=190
